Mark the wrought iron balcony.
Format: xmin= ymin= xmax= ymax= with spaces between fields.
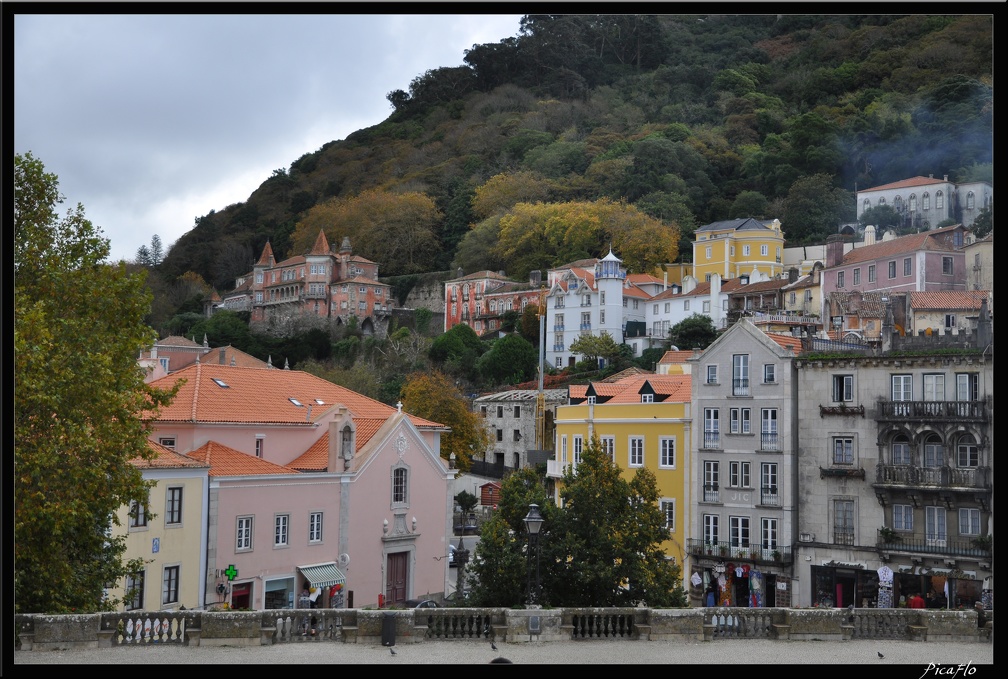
xmin=732 ymin=378 xmax=749 ymax=396
xmin=759 ymin=488 xmax=780 ymax=506
xmin=580 ymin=322 xmax=592 ymax=331
xmin=876 ymin=529 xmax=992 ymax=559
xmin=686 ymin=538 xmax=792 ymax=565
xmin=552 ymin=344 xmax=565 ymax=352
xmin=553 ymin=325 xmax=565 ymax=332
xmin=760 ymin=431 xmax=780 ymax=451
xmin=702 ymin=431 xmax=720 ymax=449
xmin=701 ymin=484 xmax=719 ymax=503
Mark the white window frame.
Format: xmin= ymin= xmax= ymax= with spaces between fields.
xmin=832 ymin=437 xmax=854 ymax=465
xmin=957 ymin=439 xmax=979 ymax=467
xmin=309 ymin=512 xmax=323 ymax=543
xmin=729 ymin=408 xmax=740 ymax=434
xmin=659 ymin=437 xmax=675 ymax=468
xmin=892 ymin=374 xmax=913 ymax=401
xmin=703 ymin=514 xmax=719 ymax=544
xmin=763 ymin=364 xmax=776 ymax=384
xmin=893 ymin=504 xmax=913 ymax=531
xmin=275 ymin=514 xmax=290 ymax=547
xmin=729 ymin=461 xmax=751 ymax=488
xmin=560 ymin=435 xmax=568 ymax=465
xmin=923 ymin=373 xmax=945 ymax=401
xmin=706 ymin=365 xmax=718 ymax=384
xmin=729 ymin=516 xmax=750 ymax=547
xmin=741 ymin=407 xmax=751 ymax=434
xmin=925 ymin=506 xmax=947 ymax=546
xmin=629 ymin=436 xmax=644 ymax=467
xmin=573 ymin=435 xmax=583 ymax=465
xmin=760 ymin=244 xmax=768 ymax=256
xmin=891 ymin=436 xmax=912 ymax=465
xmin=956 ymin=373 xmax=978 ymax=401
xmin=833 ymin=374 xmax=853 ymax=402
xmin=761 ymin=517 xmax=778 ymax=549
xmin=641 ymin=393 xmax=654 ymax=403
xmin=600 ymin=435 xmax=615 ymax=461
xmin=125 ymin=570 xmax=145 ymax=611
xmin=958 ymin=508 xmax=980 ymax=536
xmin=661 ymin=499 xmax=675 ymax=531
xmin=236 ymin=516 xmax=253 ymax=551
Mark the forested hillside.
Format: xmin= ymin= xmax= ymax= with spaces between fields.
xmin=151 ymin=14 xmax=992 ymax=324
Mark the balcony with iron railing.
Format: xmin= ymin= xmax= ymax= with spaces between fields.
xmin=553 ymin=344 xmax=565 ymax=352
xmin=833 ymin=531 xmax=855 ymax=546
xmin=580 ymin=323 xmax=592 ymax=331
xmin=876 ymin=529 xmax=992 ymax=559
xmin=701 ymin=431 xmax=720 ymax=450
xmin=760 ymin=431 xmax=780 ymax=452
xmin=876 ymin=399 xmax=988 ymax=424
xmin=732 ymin=377 xmax=750 ymax=397
xmin=874 ymin=464 xmax=991 ymax=491
xmin=553 ymin=324 xmax=565 ymax=332
xmin=701 ymin=484 xmax=720 ymax=503
xmin=686 ymin=539 xmax=793 ymax=565
xmin=759 ymin=488 xmax=780 ymax=506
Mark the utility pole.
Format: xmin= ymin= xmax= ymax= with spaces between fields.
xmin=535 ymin=285 xmax=547 ymax=452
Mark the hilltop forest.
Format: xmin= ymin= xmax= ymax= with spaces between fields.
xmin=142 ymin=14 xmax=991 ymax=352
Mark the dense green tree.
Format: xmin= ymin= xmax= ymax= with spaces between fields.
xmin=551 ymin=435 xmax=684 ymax=607
xmin=477 ymin=333 xmax=538 ymax=386
xmin=858 ymin=204 xmax=901 ymax=230
xmin=668 ymin=313 xmax=718 ymax=350
xmin=568 ymin=331 xmax=622 ymax=368
xmin=970 ymin=206 xmax=992 ymax=239
xmin=15 ymin=152 xmax=178 ymax=614
xmin=728 ymin=190 xmax=769 ymax=219
xmin=780 ymin=173 xmax=854 ymax=244
xmin=466 ymin=468 xmax=555 ymax=607
xmin=429 ymin=322 xmax=485 ymax=363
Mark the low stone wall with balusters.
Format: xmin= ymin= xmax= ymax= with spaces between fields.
xmin=14 ymin=606 xmax=990 ymax=651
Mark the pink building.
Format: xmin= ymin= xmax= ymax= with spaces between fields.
xmin=146 ymin=363 xmax=453 ymax=611
xmin=248 ymin=231 xmax=394 ymax=336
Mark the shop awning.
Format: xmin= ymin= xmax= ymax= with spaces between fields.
xmin=299 ymin=562 xmax=346 ymax=589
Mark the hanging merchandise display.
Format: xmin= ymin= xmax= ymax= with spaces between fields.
xmin=750 ymin=569 xmax=764 ymax=607
xmin=877 ymin=565 xmax=894 ymax=609
xmin=720 ymin=568 xmax=734 ymax=606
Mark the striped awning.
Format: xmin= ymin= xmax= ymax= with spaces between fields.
xmin=299 ymin=562 xmax=346 ymax=589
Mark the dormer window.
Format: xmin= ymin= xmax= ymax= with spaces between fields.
xmin=212 ymin=378 xmax=229 ymax=388
xmin=289 ymin=398 xmax=303 ymax=406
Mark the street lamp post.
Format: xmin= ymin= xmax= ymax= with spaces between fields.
xmin=523 ymin=504 xmax=544 ymax=606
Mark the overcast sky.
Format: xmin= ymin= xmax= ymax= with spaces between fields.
xmin=14 ymin=12 xmax=524 ymax=263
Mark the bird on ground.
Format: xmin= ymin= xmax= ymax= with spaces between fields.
xmin=877 ymin=651 xmax=884 ymax=658
xmin=491 ymin=641 xmax=498 ymax=651
xmin=390 ymin=647 xmax=397 ymax=655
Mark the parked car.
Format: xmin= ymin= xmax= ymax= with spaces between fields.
xmin=453 ymin=513 xmax=479 ymax=535
xmin=448 ymin=543 xmax=458 ymax=567
xmin=404 ymin=599 xmax=439 ymax=609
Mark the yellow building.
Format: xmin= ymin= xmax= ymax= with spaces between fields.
xmin=547 ymin=373 xmax=693 ymax=570
xmin=109 ymin=441 xmax=210 ymax=612
xmin=692 ymin=218 xmax=785 ymax=283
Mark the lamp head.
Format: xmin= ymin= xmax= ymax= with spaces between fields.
xmin=523 ymin=503 xmax=544 ymax=535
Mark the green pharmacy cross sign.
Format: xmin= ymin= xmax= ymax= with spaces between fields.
xmin=224 ymin=564 xmax=238 ymax=581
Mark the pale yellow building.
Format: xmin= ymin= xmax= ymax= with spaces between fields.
xmin=547 ymin=373 xmax=693 ymax=570
xmin=692 ymin=218 xmax=785 ymax=283
xmin=109 ymin=441 xmax=210 ymax=612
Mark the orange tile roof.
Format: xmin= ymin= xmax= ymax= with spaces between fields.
xmin=186 ymin=440 xmax=298 ymax=477
xmin=659 ymin=350 xmax=693 ymax=364
xmin=600 ymin=374 xmax=692 ymax=404
xmin=840 ymin=226 xmax=961 ymax=266
xmin=764 ymin=333 xmax=802 ymax=353
xmin=626 ymin=273 xmax=664 ymax=286
xmin=256 ymin=241 xmax=275 ymax=266
xmin=568 ymin=384 xmax=588 ymax=399
xmin=729 ymin=278 xmax=789 ymax=294
xmin=308 ymin=229 xmax=331 ymax=256
xmin=131 ymin=440 xmax=210 ymax=469
xmin=622 ymin=285 xmax=652 ymax=299
xmin=861 ymin=176 xmax=945 ymax=192
xmin=158 ymin=335 xmax=202 ymax=347
xmin=285 ymin=416 xmax=392 ymax=471
xmin=909 ymin=290 xmax=988 ymax=311
xmin=147 ymin=363 xmax=445 ymax=430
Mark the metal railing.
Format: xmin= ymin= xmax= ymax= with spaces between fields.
xmin=874 ymin=464 xmax=990 ymax=490
xmin=876 ymin=399 xmax=987 ymax=423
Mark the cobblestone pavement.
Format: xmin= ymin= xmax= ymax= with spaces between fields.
xmin=13 ymin=638 xmax=994 ymax=666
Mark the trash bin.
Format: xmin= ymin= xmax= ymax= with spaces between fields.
xmin=382 ymin=612 xmax=396 ymax=647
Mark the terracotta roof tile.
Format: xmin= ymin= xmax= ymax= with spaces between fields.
xmin=909 ymin=290 xmax=988 ymax=311
xmin=147 ymin=363 xmax=445 ymax=430
xmin=658 ymin=350 xmax=694 ymax=365
xmin=308 ymin=229 xmax=331 ymax=256
xmin=840 ymin=226 xmax=961 ymax=266
xmin=764 ymin=333 xmax=802 ymax=353
xmin=186 ymin=440 xmax=298 ymax=477
xmin=861 ymin=176 xmax=945 ymax=192
xmin=131 ymin=440 xmax=210 ymax=469
xmin=255 ymin=241 xmax=275 ymax=266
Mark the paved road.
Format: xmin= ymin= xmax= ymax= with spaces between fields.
xmin=13 ymin=637 xmax=994 ymax=666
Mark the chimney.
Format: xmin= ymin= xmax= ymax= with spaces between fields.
xmin=929 ymin=174 xmax=933 ymax=179
xmin=457 ymin=267 xmax=464 ymax=279
xmin=788 ymin=268 xmax=798 ymax=283
xmin=826 ymin=235 xmax=845 ymax=268
xmin=944 ymin=174 xmax=948 ymax=181
xmin=219 ymin=347 xmax=227 ymax=364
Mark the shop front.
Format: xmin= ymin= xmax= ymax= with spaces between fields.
xmin=692 ymin=559 xmax=783 ymax=607
xmin=890 ymin=565 xmax=987 ymax=610
xmin=811 ymin=561 xmax=879 ymax=608
xmin=298 ymin=562 xmax=347 ymax=609
xmin=811 ymin=560 xmax=989 ymax=609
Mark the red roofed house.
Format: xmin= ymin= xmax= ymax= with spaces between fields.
xmin=907 ymin=290 xmax=991 ymax=335
xmin=248 ymin=232 xmax=394 ymax=337
xmin=145 ymin=363 xmax=452 ymax=611
xmin=443 ymin=268 xmax=545 ymax=336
